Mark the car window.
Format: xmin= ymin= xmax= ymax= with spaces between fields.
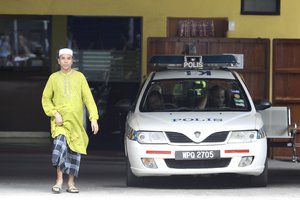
xmin=139 ymin=78 xmax=250 ymax=112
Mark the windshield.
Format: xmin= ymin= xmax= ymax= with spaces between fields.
xmin=139 ymin=79 xmax=251 ymax=112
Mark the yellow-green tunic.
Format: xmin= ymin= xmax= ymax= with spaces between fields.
xmin=42 ymin=69 xmax=99 ymax=155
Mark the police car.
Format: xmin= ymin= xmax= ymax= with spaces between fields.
xmin=122 ymin=55 xmax=271 ymax=187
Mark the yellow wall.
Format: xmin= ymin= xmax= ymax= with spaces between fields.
xmin=1 ymin=0 xmax=300 ymax=78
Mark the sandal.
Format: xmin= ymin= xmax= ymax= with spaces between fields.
xmin=52 ymin=184 xmax=62 ymax=194
xmin=66 ymin=186 xmax=79 ymax=193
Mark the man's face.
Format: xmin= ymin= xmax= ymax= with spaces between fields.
xmin=58 ymin=54 xmax=73 ymax=72
xmin=212 ymin=90 xmax=225 ymax=107
xmin=147 ymin=95 xmax=164 ymax=111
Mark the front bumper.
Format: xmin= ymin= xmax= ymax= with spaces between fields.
xmin=126 ymin=139 xmax=267 ymax=177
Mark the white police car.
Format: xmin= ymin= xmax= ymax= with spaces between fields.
xmin=122 ymin=55 xmax=271 ymax=187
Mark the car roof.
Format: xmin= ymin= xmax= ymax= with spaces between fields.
xmin=152 ymin=69 xmax=236 ymax=80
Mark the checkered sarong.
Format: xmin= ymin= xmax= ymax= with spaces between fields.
xmin=52 ymin=134 xmax=81 ymax=177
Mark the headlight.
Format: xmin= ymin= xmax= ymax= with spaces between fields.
xmin=137 ymin=131 xmax=167 ymax=144
xmin=228 ymin=130 xmax=257 ymax=143
xmin=126 ymin=125 xmax=138 ymax=141
xmin=257 ymin=128 xmax=266 ymax=139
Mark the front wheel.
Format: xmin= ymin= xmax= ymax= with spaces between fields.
xmin=249 ymin=159 xmax=268 ymax=187
xmin=126 ymin=157 xmax=144 ymax=187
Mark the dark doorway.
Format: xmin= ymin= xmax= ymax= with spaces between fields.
xmin=67 ymin=16 xmax=142 ymax=151
xmin=0 ymin=15 xmax=142 ymax=151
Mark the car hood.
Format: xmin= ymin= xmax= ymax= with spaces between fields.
xmin=129 ymin=111 xmax=262 ymax=142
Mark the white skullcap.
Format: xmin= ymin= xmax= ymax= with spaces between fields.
xmin=58 ymin=48 xmax=73 ymax=57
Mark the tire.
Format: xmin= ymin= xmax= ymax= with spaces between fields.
xmin=249 ymin=158 xmax=268 ymax=187
xmin=126 ymin=157 xmax=144 ymax=187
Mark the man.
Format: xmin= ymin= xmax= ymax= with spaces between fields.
xmin=41 ymin=48 xmax=99 ymax=194
xmin=146 ymin=90 xmax=164 ymax=111
xmin=197 ymin=85 xmax=227 ymax=109
xmin=207 ymin=85 xmax=227 ymax=108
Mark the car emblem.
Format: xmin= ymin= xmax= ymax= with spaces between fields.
xmin=194 ymin=131 xmax=201 ymax=138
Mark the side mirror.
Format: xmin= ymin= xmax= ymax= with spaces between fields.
xmin=255 ymin=99 xmax=272 ymax=111
xmin=115 ymin=99 xmax=132 ymax=112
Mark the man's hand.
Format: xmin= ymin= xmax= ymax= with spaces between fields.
xmin=54 ymin=112 xmax=63 ymax=126
xmin=91 ymin=121 xmax=99 ymax=135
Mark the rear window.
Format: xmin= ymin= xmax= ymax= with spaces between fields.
xmin=139 ymin=78 xmax=251 ymax=112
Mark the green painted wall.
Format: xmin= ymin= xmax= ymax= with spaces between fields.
xmin=1 ymin=0 xmax=299 ymax=77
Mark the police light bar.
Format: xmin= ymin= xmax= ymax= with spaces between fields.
xmin=150 ymin=54 xmax=238 ymax=69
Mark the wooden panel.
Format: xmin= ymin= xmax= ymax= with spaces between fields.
xmin=147 ymin=37 xmax=270 ymax=100
xmin=237 ymin=72 xmax=267 ymax=100
xmin=208 ymin=39 xmax=270 ymax=100
xmin=167 ymin=17 xmax=228 ymax=37
xmin=209 ymin=40 xmax=268 ymax=70
xmin=273 ymin=74 xmax=300 ymax=102
xmin=272 ymin=39 xmax=300 ymax=159
xmin=273 ymin=39 xmax=300 ymax=104
xmin=273 ymin=39 xmax=300 ymax=69
xmin=273 ymin=39 xmax=300 ymax=133
xmin=147 ymin=37 xmax=209 ymax=56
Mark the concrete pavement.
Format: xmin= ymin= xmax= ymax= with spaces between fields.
xmin=1 ymin=138 xmax=300 ymax=199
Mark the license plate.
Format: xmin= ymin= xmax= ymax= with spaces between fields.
xmin=175 ymin=150 xmax=220 ymax=160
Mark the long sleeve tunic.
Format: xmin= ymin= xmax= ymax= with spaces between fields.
xmin=42 ymin=69 xmax=99 ymax=155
